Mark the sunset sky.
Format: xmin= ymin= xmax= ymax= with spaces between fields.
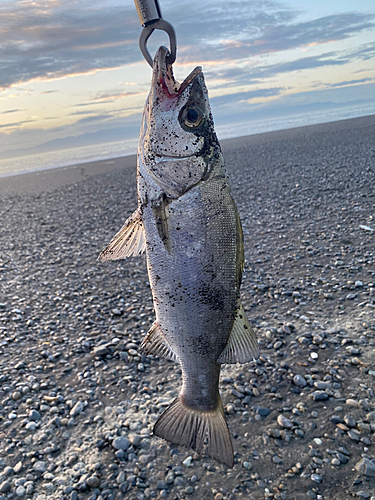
xmin=1 ymin=0 xmax=375 ymax=163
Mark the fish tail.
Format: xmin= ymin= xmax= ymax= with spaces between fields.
xmin=153 ymin=395 xmax=234 ymax=468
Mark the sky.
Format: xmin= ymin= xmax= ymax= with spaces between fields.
xmin=0 ymin=0 xmax=375 ymax=168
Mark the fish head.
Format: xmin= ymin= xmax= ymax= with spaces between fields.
xmin=139 ymin=46 xmax=221 ymax=195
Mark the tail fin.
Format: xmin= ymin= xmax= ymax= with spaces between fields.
xmin=153 ymin=396 xmax=234 ymax=468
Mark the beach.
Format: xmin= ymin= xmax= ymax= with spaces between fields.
xmin=0 ymin=115 xmax=375 ymax=500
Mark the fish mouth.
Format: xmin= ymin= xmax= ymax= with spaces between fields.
xmin=154 ymin=46 xmax=202 ymax=98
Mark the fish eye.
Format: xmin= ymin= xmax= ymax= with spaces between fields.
xmin=180 ymin=105 xmax=205 ymax=130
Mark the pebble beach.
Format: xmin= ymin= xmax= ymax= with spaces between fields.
xmin=0 ymin=114 xmax=375 ymax=500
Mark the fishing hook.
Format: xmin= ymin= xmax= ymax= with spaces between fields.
xmin=134 ymin=0 xmax=177 ymax=67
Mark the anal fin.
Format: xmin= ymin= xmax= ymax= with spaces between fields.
xmin=154 ymin=396 xmax=234 ymax=468
xmin=218 ymin=302 xmax=259 ymax=364
xmin=98 ymin=208 xmax=146 ymax=261
xmin=141 ymin=322 xmax=178 ymax=362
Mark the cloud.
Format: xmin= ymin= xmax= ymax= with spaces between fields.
xmin=0 ymin=118 xmax=36 ymax=129
xmin=74 ymin=90 xmax=146 ymax=107
xmin=1 ymin=0 xmax=374 ymax=90
xmin=1 ymin=109 xmax=24 ymax=114
xmin=0 ymin=0 xmax=140 ymax=89
xmin=211 ymin=81 xmax=375 ymax=126
xmin=211 ymin=88 xmax=283 ymax=107
xmin=206 ymin=52 xmax=350 ymax=89
xmin=323 ymin=77 xmax=375 ymax=88
xmin=168 ymin=5 xmax=375 ymax=62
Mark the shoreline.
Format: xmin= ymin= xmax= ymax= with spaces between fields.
xmin=1 ymin=113 xmax=374 ymax=189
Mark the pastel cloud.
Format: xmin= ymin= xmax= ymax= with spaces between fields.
xmin=1 ymin=0 xmax=374 ymax=90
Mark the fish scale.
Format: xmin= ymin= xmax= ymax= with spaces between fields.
xmin=99 ymin=45 xmax=259 ymax=467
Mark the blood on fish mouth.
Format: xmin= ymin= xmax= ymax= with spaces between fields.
xmin=156 ymin=47 xmax=202 ymax=98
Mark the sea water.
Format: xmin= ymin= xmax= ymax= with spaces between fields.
xmin=0 ymin=138 xmax=138 ymax=178
xmin=1 ymin=105 xmax=374 ymax=178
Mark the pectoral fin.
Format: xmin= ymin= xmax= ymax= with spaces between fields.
xmin=218 ymin=303 xmax=259 ymax=364
xmin=98 ymin=208 xmax=146 ymax=261
xmin=141 ymin=322 xmax=178 ymax=362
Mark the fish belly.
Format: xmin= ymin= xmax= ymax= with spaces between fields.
xmin=143 ymin=177 xmax=239 ymax=406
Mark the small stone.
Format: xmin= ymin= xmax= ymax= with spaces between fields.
xmin=355 ymin=458 xmax=375 ymax=477
xmin=314 ymin=381 xmax=331 ymax=390
xmin=12 ymin=391 xmax=22 ymax=401
xmin=294 ymin=374 xmax=307 ymax=388
xmin=13 ymin=461 xmax=23 ymax=474
xmin=356 ymin=492 xmax=370 ymax=499
xmin=128 ymin=434 xmax=142 ymax=446
xmin=268 ymin=429 xmax=281 ymax=438
xmin=311 ymin=391 xmax=329 ymax=401
xmin=310 ymin=352 xmax=318 ymax=360
xmin=232 ymin=389 xmax=245 ymax=398
xmin=348 ymin=430 xmax=360 ymax=442
xmin=357 ymin=422 xmax=371 ymax=433
xmin=15 ymin=486 xmax=26 ymax=497
xmin=165 ymin=471 xmax=174 ymax=484
xmin=255 ymin=407 xmax=271 ymax=417
xmin=157 ymin=480 xmax=167 ymax=490
xmin=311 ymin=473 xmax=322 ymax=484
xmin=346 ymin=293 xmax=357 ymax=300
xmin=116 ymin=471 xmax=126 ymax=484
xmin=70 ymin=401 xmax=84 ymax=416
xmin=336 ymin=452 xmax=349 ymax=464
xmin=343 ymin=415 xmax=356 ymax=428
xmin=331 ymin=458 xmax=340 ymax=466
xmin=307 ymin=491 xmax=317 ymax=499
xmin=277 ymin=415 xmax=293 ymax=429
xmin=112 ymin=437 xmax=130 ymax=451
xmin=86 ymin=476 xmax=100 ymax=488
xmin=33 ymin=461 xmax=47 ymax=473
xmin=346 ymin=399 xmax=360 ymax=408
xmin=183 ymin=456 xmax=193 ymax=467
xmin=0 ymin=481 xmax=11 ymax=494
xmin=331 ymin=416 xmax=344 ymax=424
xmin=93 ymin=345 xmax=110 ymax=357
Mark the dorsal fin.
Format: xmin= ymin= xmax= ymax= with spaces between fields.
xmin=98 ymin=208 xmax=146 ymax=261
xmin=218 ymin=302 xmax=259 ymax=364
xmin=141 ymin=322 xmax=179 ymax=362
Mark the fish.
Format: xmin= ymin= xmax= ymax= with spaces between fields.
xmin=98 ymin=46 xmax=259 ymax=467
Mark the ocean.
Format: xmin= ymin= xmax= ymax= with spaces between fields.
xmin=1 ymin=104 xmax=374 ymax=178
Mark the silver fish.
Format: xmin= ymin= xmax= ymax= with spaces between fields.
xmin=99 ymin=46 xmax=259 ymax=467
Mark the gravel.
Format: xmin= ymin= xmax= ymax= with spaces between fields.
xmin=0 ymin=115 xmax=375 ymax=500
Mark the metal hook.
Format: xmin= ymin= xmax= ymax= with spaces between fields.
xmin=134 ymin=0 xmax=176 ymax=67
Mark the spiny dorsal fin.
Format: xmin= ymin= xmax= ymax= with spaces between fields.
xmin=218 ymin=302 xmax=259 ymax=364
xmin=98 ymin=208 xmax=146 ymax=261
xmin=154 ymin=396 xmax=234 ymax=468
xmin=141 ymin=322 xmax=178 ymax=362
